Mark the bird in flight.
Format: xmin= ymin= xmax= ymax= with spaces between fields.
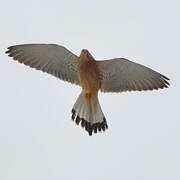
xmin=6 ymin=44 xmax=170 ymax=135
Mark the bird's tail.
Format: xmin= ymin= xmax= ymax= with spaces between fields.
xmin=71 ymin=91 xmax=108 ymax=135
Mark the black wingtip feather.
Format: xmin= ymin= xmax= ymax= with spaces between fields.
xmin=5 ymin=46 xmax=15 ymax=54
xmin=71 ymin=109 xmax=108 ymax=136
xmin=164 ymin=79 xmax=170 ymax=86
xmin=5 ymin=50 xmax=10 ymax=54
xmin=161 ymin=74 xmax=170 ymax=81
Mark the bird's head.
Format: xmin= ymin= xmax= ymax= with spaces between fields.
xmin=80 ymin=49 xmax=95 ymax=61
xmin=81 ymin=49 xmax=89 ymax=56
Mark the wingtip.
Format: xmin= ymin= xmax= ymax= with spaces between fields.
xmin=5 ymin=50 xmax=10 ymax=54
xmin=162 ymin=74 xmax=170 ymax=81
xmin=162 ymin=75 xmax=170 ymax=87
xmin=5 ymin=46 xmax=14 ymax=54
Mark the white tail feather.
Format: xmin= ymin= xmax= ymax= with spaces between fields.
xmin=71 ymin=92 xmax=108 ymax=135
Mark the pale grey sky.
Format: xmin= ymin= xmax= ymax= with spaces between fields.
xmin=0 ymin=0 xmax=179 ymax=179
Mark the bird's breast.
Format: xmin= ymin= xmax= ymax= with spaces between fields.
xmin=77 ymin=57 xmax=100 ymax=94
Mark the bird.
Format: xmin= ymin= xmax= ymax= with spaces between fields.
xmin=5 ymin=44 xmax=170 ymax=136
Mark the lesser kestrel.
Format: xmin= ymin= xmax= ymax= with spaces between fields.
xmin=6 ymin=44 xmax=170 ymax=135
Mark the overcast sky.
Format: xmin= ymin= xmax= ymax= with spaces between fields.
xmin=0 ymin=0 xmax=179 ymax=180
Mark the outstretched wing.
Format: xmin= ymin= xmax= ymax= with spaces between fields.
xmin=6 ymin=44 xmax=80 ymax=85
xmin=97 ymin=58 xmax=170 ymax=92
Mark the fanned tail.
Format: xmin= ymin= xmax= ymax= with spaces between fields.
xmin=71 ymin=91 xmax=108 ymax=136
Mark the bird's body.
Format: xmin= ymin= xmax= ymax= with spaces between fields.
xmin=78 ymin=49 xmax=100 ymax=96
xmin=6 ymin=44 xmax=170 ymax=135
xmin=74 ymin=49 xmax=107 ymax=135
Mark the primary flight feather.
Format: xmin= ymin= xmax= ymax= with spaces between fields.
xmin=6 ymin=44 xmax=170 ymax=135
